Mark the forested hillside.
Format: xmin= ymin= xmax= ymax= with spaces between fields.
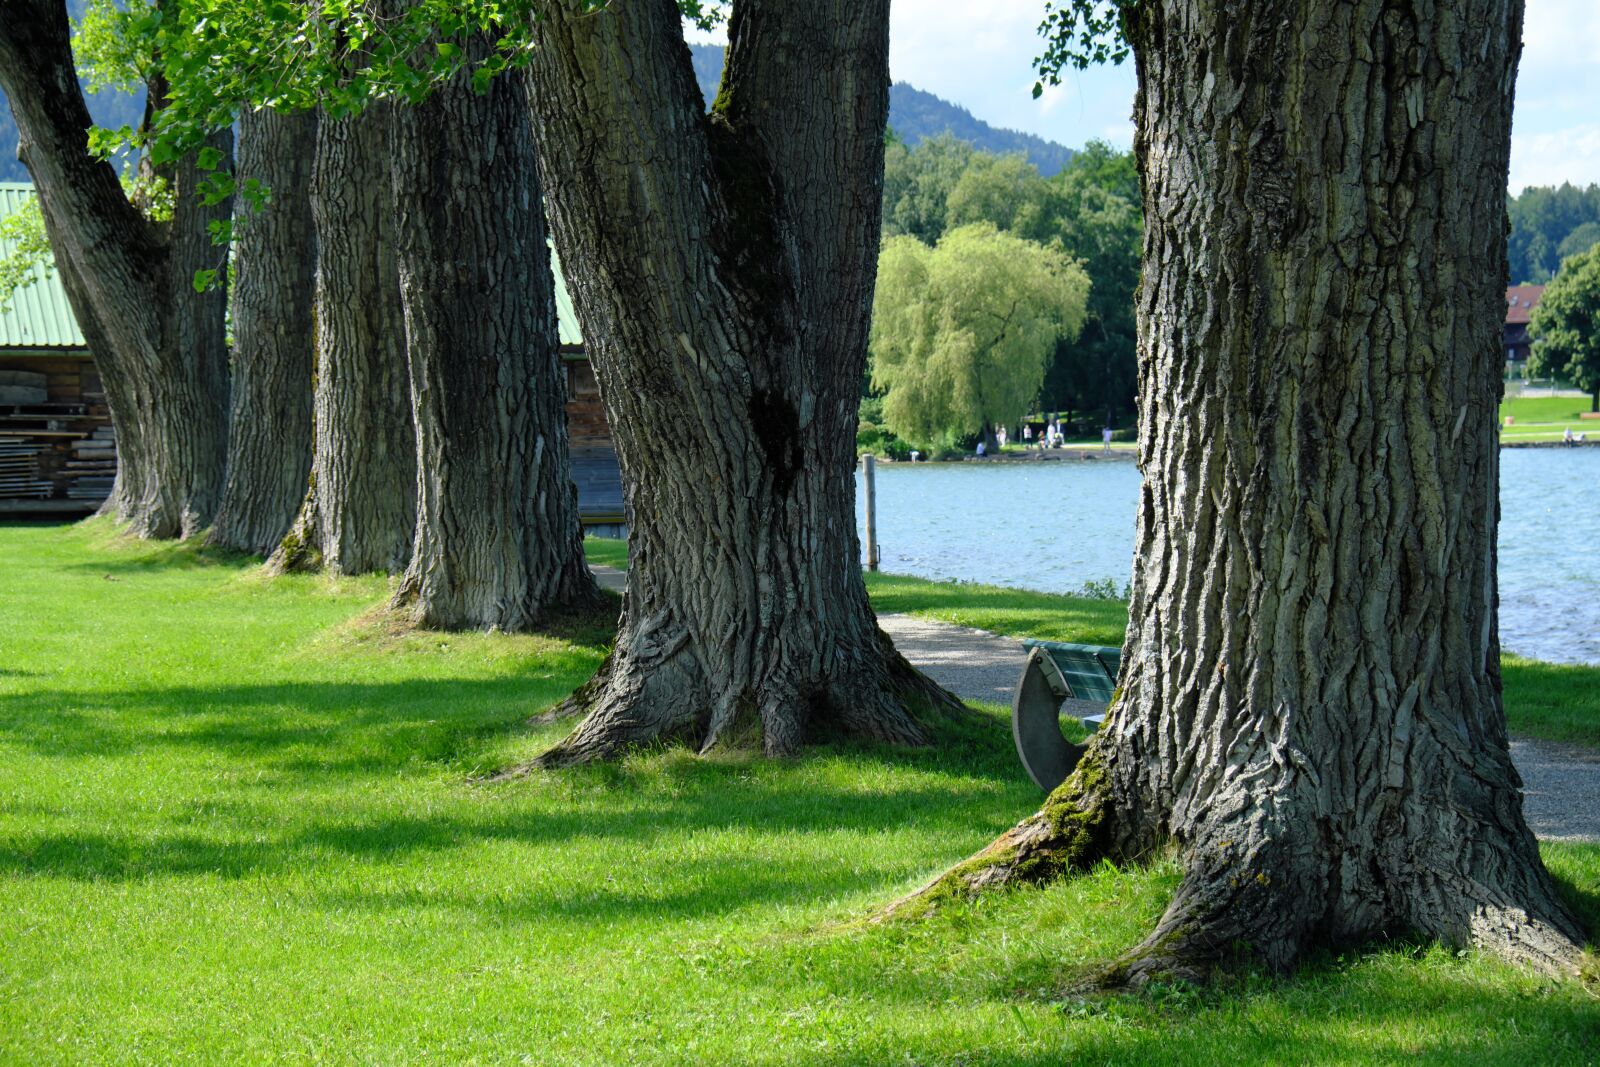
xmin=0 ymin=0 xmax=144 ymax=182
xmin=1507 ymin=183 xmax=1600 ymax=283
xmin=688 ymin=43 xmax=1075 ymax=175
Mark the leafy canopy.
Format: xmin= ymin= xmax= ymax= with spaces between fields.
xmin=1528 ymin=244 xmax=1600 ymax=405
xmin=879 ymin=137 xmax=1141 ymax=420
xmin=870 ymin=223 xmax=1089 ymax=447
xmin=1032 ymin=0 xmax=1134 ymax=97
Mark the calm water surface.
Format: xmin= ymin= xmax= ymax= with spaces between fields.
xmin=856 ymin=449 xmax=1600 ymax=665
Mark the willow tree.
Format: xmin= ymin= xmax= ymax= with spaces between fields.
xmin=524 ymin=0 xmax=958 ymax=762
xmin=912 ymin=0 xmax=1587 ymax=980
xmin=0 ymin=0 xmax=231 ymax=539
xmin=870 ymin=222 xmax=1088 ymax=451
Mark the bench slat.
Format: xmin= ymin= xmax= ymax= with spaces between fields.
xmin=1021 ymin=639 xmax=1120 ymax=702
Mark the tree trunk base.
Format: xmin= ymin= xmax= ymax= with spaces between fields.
xmin=528 ymin=623 xmax=964 ymax=768
xmin=263 ymin=488 xmax=322 ymax=575
xmin=879 ymin=744 xmax=1118 ymax=919
xmin=888 ymin=740 xmax=1588 ymax=982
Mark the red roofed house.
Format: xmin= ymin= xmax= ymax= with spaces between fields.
xmin=1504 ymin=284 xmax=1545 ymax=366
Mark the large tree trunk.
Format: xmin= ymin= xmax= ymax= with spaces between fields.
xmin=0 ymin=1 xmax=230 ymax=539
xmin=910 ymin=0 xmax=1585 ymax=979
xmin=385 ymin=32 xmax=599 ymax=629
xmin=209 ymin=108 xmax=318 ymax=556
xmin=524 ymin=0 xmax=957 ymax=761
xmin=270 ymin=102 xmax=414 ymax=575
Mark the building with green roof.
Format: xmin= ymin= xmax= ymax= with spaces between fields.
xmin=1 ymin=182 xmax=114 ymax=513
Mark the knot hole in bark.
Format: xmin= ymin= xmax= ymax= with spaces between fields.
xmin=748 ymin=387 xmax=803 ymax=497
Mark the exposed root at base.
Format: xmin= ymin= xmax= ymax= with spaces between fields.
xmin=505 ymin=636 xmax=970 ymax=772
xmin=877 ymin=745 xmax=1117 ymax=921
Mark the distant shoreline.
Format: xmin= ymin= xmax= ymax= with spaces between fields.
xmin=869 ymin=440 xmax=1599 ymax=464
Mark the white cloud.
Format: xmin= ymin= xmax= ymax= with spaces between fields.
xmin=1520 ymin=0 xmax=1600 ymax=72
xmin=1510 ymin=123 xmax=1600 ymax=193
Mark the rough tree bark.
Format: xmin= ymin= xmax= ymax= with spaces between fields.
xmin=909 ymin=0 xmax=1586 ymax=980
xmin=208 ymin=108 xmax=318 ymax=556
xmin=523 ymin=0 xmax=958 ymax=761
xmin=0 ymin=0 xmax=231 ymax=539
xmin=386 ymin=30 xmax=599 ymax=629
xmin=268 ymin=101 xmax=414 ymax=575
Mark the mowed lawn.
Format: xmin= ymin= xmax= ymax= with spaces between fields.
xmin=1 ymin=523 xmax=1597 ymax=1065
xmin=1500 ymin=395 xmax=1600 ymax=443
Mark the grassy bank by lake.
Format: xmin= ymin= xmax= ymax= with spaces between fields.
xmin=1500 ymin=394 xmax=1600 ymax=443
xmin=0 ymin=523 xmax=1595 ymax=1064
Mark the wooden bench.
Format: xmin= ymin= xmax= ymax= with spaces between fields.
xmin=1011 ymin=639 xmax=1121 ymax=792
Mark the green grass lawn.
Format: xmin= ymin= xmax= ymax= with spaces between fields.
xmin=1500 ymin=394 xmax=1600 ymax=442
xmin=1 ymin=523 xmax=1597 ymax=1064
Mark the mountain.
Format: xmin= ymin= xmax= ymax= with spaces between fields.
xmin=0 ymin=84 xmax=144 ymax=183
xmin=885 ymin=83 xmax=1073 ymax=176
xmin=0 ymin=0 xmax=146 ymax=184
xmin=687 ymin=44 xmax=1074 ymax=176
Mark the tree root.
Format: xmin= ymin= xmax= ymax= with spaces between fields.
xmin=878 ymin=744 xmax=1116 ymax=920
xmin=510 ymin=623 xmax=968 ymax=770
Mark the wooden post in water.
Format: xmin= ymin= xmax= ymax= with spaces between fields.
xmin=862 ymin=453 xmax=879 ymax=571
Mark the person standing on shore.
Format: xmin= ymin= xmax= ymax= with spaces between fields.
xmin=1102 ymin=425 xmax=1114 ymax=454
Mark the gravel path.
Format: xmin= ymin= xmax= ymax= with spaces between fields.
xmin=879 ymin=613 xmax=1600 ymax=843
xmin=591 ymin=569 xmax=1598 ymax=842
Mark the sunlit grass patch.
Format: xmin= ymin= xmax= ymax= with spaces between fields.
xmin=0 ymin=522 xmax=1595 ymax=1064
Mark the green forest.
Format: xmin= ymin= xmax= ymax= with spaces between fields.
xmin=862 ymin=135 xmax=1141 ymax=456
xmin=1508 ymin=183 xmax=1600 ymax=283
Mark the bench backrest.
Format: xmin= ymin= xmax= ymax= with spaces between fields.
xmin=1021 ymin=639 xmax=1121 ymax=702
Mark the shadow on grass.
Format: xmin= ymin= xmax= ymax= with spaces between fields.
xmin=0 ymin=676 xmax=579 ymax=764
xmin=0 ymin=672 xmax=1034 ymax=902
xmin=740 ymin=968 xmax=1600 ymax=1066
xmin=57 ymin=533 xmax=261 ymax=575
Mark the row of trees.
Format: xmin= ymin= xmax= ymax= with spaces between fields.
xmin=0 ymin=1 xmax=597 ymax=630
xmin=1 ymin=0 xmax=1585 ymax=988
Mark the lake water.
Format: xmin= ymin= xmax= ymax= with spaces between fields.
xmin=856 ymin=448 xmax=1600 ymax=666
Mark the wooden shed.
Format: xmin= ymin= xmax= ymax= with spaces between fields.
xmin=0 ymin=182 xmax=115 ymax=516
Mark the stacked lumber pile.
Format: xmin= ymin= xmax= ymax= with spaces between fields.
xmin=0 ymin=436 xmax=52 ymax=498
xmin=66 ymin=424 xmax=116 ymax=501
xmin=0 ymin=359 xmax=115 ymax=511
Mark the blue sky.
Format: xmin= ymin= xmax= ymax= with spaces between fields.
xmin=696 ymin=0 xmax=1599 ymax=193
